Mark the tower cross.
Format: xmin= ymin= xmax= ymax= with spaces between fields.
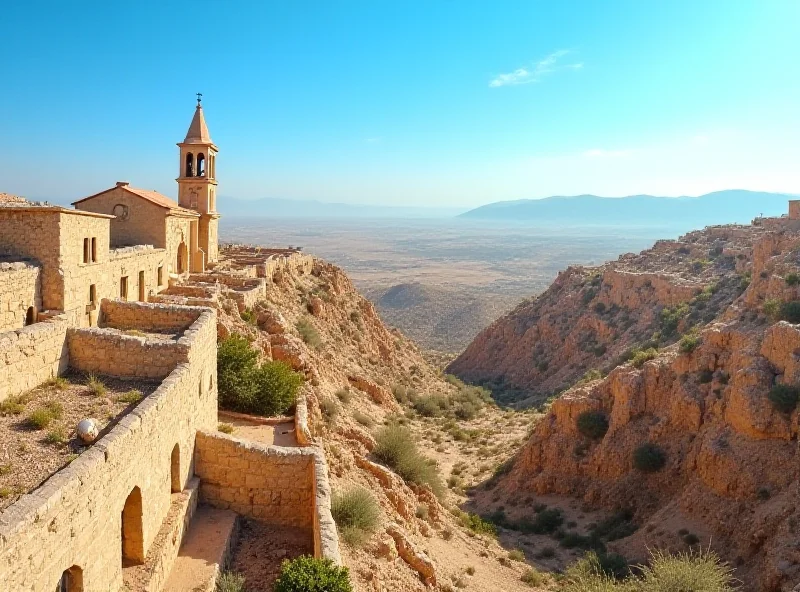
xmin=196 ymin=92 xmax=203 ymax=106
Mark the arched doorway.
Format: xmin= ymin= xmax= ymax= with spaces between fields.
xmin=177 ymin=242 xmax=188 ymax=274
xmin=121 ymin=486 xmax=144 ymax=565
xmin=57 ymin=565 xmax=83 ymax=592
xmin=25 ymin=307 xmax=35 ymax=326
xmin=170 ymin=444 xmax=181 ymax=493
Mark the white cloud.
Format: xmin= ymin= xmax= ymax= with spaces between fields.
xmin=489 ymin=50 xmax=582 ymax=88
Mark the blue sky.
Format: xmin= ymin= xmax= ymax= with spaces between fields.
xmin=1 ymin=1 xmax=799 ymax=207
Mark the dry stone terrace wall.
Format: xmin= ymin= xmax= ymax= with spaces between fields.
xmin=68 ymin=300 xmax=214 ymax=380
xmin=0 ymin=306 xmax=217 ymax=592
xmin=0 ymin=313 xmax=69 ymax=402
xmin=194 ymin=431 xmax=341 ymax=564
xmin=0 ymin=261 xmax=41 ymax=332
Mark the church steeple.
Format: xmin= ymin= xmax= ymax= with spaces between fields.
xmin=176 ymin=95 xmax=220 ymax=266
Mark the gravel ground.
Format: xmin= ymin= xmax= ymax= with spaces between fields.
xmin=0 ymin=371 xmax=159 ymax=510
xmin=228 ymin=519 xmax=314 ymax=591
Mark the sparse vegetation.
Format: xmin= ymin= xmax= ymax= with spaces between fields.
xmin=117 ymin=389 xmax=143 ymax=404
xmin=780 ymin=300 xmax=800 ymax=323
xmin=87 ymin=374 xmax=106 ymax=397
xmin=296 ymin=317 xmax=323 ymax=349
xmin=216 ymin=572 xmax=246 ymax=592
xmin=45 ymin=425 xmax=67 ymax=445
xmin=521 ymin=568 xmax=547 ymax=587
xmin=786 ymin=272 xmax=800 ymax=286
xmin=630 ymin=347 xmax=658 ymax=368
xmin=768 ymin=383 xmax=800 ymax=414
xmin=352 ymin=410 xmax=374 ymax=427
xmin=239 ymin=308 xmax=257 ymax=325
xmin=218 ymin=423 xmax=235 ymax=434
xmin=633 ymin=443 xmax=667 ymax=472
xmin=331 ymin=487 xmax=381 ymax=547
xmin=27 ymin=402 xmax=62 ymax=430
xmin=373 ymin=424 xmax=444 ymax=497
xmin=576 ymin=410 xmax=609 ymax=440
xmin=508 ymin=549 xmax=525 ymax=562
xmin=44 ymin=376 xmax=69 ymax=390
xmin=335 ymin=388 xmax=352 ymax=404
xmin=274 ymin=556 xmax=352 ymax=592
xmin=764 ymin=298 xmax=782 ymax=321
xmin=0 ymin=394 xmax=28 ymax=416
xmin=679 ymin=332 xmax=700 ymax=354
xmin=320 ymin=398 xmax=339 ymax=422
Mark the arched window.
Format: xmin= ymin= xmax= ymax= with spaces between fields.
xmin=185 ymin=153 xmax=194 ymax=177
xmin=177 ymin=241 xmax=188 ymax=274
xmin=170 ymin=444 xmax=181 ymax=493
xmin=121 ymin=486 xmax=144 ymax=565
xmin=57 ymin=565 xmax=84 ymax=592
xmin=196 ymin=153 xmax=205 ymax=177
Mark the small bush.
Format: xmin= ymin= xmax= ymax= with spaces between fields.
xmin=352 ymin=410 xmax=374 ymax=427
xmin=763 ymin=298 xmax=782 ymax=320
xmin=44 ymin=377 xmax=70 ymax=390
xmin=413 ymin=394 xmax=448 ymax=417
xmin=683 ymin=532 xmax=700 ymax=545
xmin=254 ymin=361 xmax=303 ymax=416
xmin=633 ymin=443 xmax=667 ymax=472
xmin=373 ymin=424 xmax=444 ymax=497
xmin=274 ymin=556 xmax=352 ymax=592
xmin=781 ymin=301 xmax=800 ymax=323
xmin=216 ymin=572 xmax=246 ymax=592
xmin=535 ymin=546 xmax=556 ymax=559
xmin=638 ymin=548 xmax=736 ymax=591
xmin=218 ymin=423 xmax=234 ymax=434
xmin=239 ymin=308 xmax=257 ymax=325
xmin=594 ymin=302 xmax=607 ymax=314
xmin=521 ymin=569 xmax=547 ymax=587
xmin=118 ymin=389 xmax=143 ymax=404
xmin=45 ymin=425 xmax=67 ymax=445
xmin=459 ymin=512 xmax=498 ymax=536
xmin=508 ymin=549 xmax=525 ymax=562
xmin=631 ymin=348 xmax=658 ymax=368
xmin=786 ymin=272 xmax=800 ymax=286
xmin=27 ymin=408 xmax=54 ymax=430
xmin=0 ymin=394 xmax=27 ymax=415
xmin=576 ymin=410 xmax=609 ymax=440
xmin=331 ymin=488 xmax=380 ymax=531
xmin=87 ymin=374 xmax=106 ymax=397
xmin=525 ymin=508 xmax=564 ymax=534
xmin=579 ymin=369 xmax=603 ymax=384
xmin=335 ymin=388 xmax=352 ymax=404
xmin=320 ymin=398 xmax=339 ymax=421
xmin=697 ymin=370 xmax=714 ymax=384
xmin=768 ymin=384 xmax=800 ymax=414
xmin=679 ymin=333 xmax=700 ymax=354
xmin=296 ymin=317 xmax=323 ymax=349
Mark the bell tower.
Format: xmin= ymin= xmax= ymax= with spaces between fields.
xmin=177 ymin=94 xmax=220 ymax=264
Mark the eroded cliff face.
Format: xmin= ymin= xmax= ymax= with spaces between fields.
xmin=449 ymin=225 xmax=768 ymax=406
xmin=482 ymin=218 xmax=800 ymax=591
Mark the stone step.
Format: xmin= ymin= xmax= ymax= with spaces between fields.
xmin=122 ymin=477 xmax=200 ymax=592
xmin=161 ymin=505 xmax=239 ymax=592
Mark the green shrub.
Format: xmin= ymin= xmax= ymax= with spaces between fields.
xmin=296 ymin=317 xmax=323 ymax=349
xmin=217 ymin=334 xmax=302 ymax=416
xmin=633 ymin=443 xmax=667 ymax=473
xmin=87 ymin=374 xmax=106 ymax=397
xmin=274 ymin=556 xmax=352 ymax=592
xmin=239 ymin=308 xmax=257 ymax=325
xmin=589 ymin=509 xmax=637 ymax=542
xmin=638 ymin=549 xmax=736 ymax=591
xmin=27 ymin=408 xmax=54 ymax=430
xmin=0 ymin=394 xmax=27 ymax=415
xmin=118 ymin=389 xmax=143 ymax=404
xmin=521 ymin=568 xmax=547 ymax=587
xmin=331 ymin=487 xmax=380 ymax=547
xmin=216 ymin=572 xmax=246 ymax=592
xmin=459 ymin=512 xmax=498 ymax=536
xmin=768 ymin=383 xmax=800 ymax=413
xmin=44 ymin=377 xmax=70 ymax=390
xmin=679 ymin=333 xmax=700 ymax=354
xmin=508 ymin=549 xmax=525 ymax=562
xmin=594 ymin=302 xmax=607 ymax=314
xmin=45 ymin=425 xmax=67 ymax=445
xmin=373 ymin=424 xmax=444 ymax=497
xmin=660 ymin=304 xmax=688 ymax=337
xmin=413 ymin=394 xmax=448 ymax=417
xmin=786 ymin=272 xmax=800 ymax=286
xmin=631 ymin=348 xmax=658 ymax=368
xmin=522 ymin=507 xmax=564 ymax=534
xmin=576 ymin=410 xmax=609 ymax=440
xmin=218 ymin=423 xmax=234 ymax=434
xmin=335 ymin=388 xmax=352 ymax=404
xmin=579 ymin=369 xmax=603 ymax=384
xmin=697 ymin=369 xmax=714 ymax=384
xmin=780 ymin=301 xmax=800 ymax=323
xmin=764 ymin=298 xmax=782 ymax=320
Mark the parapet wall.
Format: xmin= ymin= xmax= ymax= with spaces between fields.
xmin=0 ymin=313 xmax=69 ymax=402
xmin=0 ymin=260 xmax=41 ymax=332
xmin=194 ymin=431 xmax=341 ymax=564
xmin=0 ymin=315 xmax=218 ymax=591
xmin=100 ymin=298 xmax=202 ymax=332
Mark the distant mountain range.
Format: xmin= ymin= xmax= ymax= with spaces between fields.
xmin=218 ymin=196 xmax=466 ymax=218
xmin=458 ymin=190 xmax=797 ymax=226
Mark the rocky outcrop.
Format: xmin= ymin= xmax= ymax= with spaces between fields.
xmin=386 ymin=523 xmax=437 ymax=587
xmin=449 ymin=224 xmax=767 ymax=406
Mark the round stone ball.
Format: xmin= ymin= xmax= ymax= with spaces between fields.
xmin=77 ymin=418 xmax=99 ymax=443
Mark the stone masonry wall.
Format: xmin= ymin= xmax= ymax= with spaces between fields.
xmin=0 ymin=313 xmax=69 ymax=402
xmin=0 ymin=303 xmax=217 ymax=592
xmin=194 ymin=431 xmax=315 ymax=529
xmin=101 ymin=299 xmax=201 ymax=332
xmin=0 ymin=261 xmax=41 ymax=332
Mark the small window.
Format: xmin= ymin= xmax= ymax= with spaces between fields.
xmin=83 ymin=238 xmax=89 ymax=263
xmin=25 ymin=307 xmax=35 ymax=326
xmin=89 ymin=284 xmax=96 ymax=305
xmin=157 ymin=266 xmax=163 ymax=286
xmin=91 ymin=238 xmax=97 ymax=262
xmin=57 ymin=565 xmax=83 ymax=592
xmin=120 ymin=276 xmax=128 ymax=300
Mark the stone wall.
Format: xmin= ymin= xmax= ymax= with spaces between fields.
xmin=0 ymin=304 xmax=218 ymax=592
xmin=68 ymin=301 xmax=212 ymax=380
xmin=0 ymin=261 xmax=41 ymax=332
xmin=194 ymin=431 xmax=341 ymax=564
xmin=0 ymin=313 xmax=69 ymax=402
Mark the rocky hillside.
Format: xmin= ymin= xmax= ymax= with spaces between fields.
xmin=461 ymin=215 xmax=800 ymax=591
xmin=449 ymin=224 xmax=768 ymax=406
xmin=215 ymin=259 xmax=547 ymax=591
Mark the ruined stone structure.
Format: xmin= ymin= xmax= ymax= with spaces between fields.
xmin=0 ymin=102 xmax=336 ymax=592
